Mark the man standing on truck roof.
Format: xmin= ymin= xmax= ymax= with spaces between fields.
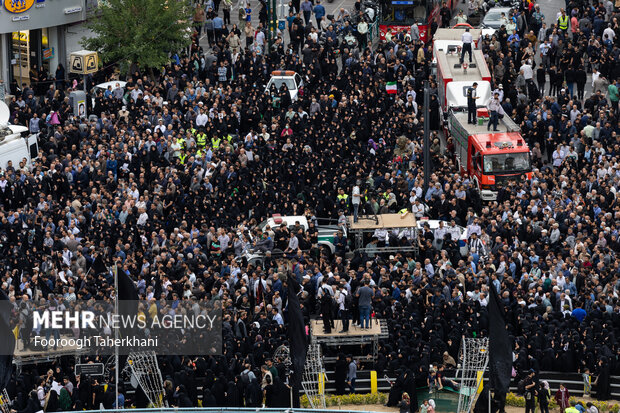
xmin=487 ymin=92 xmax=502 ymax=132
xmin=460 ymin=27 xmax=473 ymax=64
xmin=467 ymin=83 xmax=479 ymax=124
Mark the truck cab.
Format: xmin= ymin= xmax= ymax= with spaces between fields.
xmin=448 ymin=97 xmax=532 ymax=202
xmin=466 ymin=133 xmax=532 ymax=201
xmin=265 ymin=71 xmax=303 ymax=101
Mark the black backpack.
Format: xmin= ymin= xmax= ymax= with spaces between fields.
xmin=344 ymin=290 xmax=353 ymax=308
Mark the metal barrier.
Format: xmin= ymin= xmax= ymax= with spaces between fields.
xmin=60 ymin=409 xmax=386 ymax=413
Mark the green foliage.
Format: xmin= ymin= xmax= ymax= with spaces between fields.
xmin=505 ymin=392 xmax=620 ymax=412
xmin=82 ymin=0 xmax=193 ymax=73
xmin=301 ymin=392 xmax=620 ymax=412
xmin=300 ymin=392 xmax=387 ymax=408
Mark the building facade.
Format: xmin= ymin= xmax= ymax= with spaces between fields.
xmin=0 ymin=0 xmax=96 ymax=94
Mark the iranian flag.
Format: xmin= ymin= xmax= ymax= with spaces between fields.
xmin=386 ymin=81 xmax=397 ymax=94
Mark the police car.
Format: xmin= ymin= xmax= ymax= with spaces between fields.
xmin=265 ymin=71 xmax=303 ymax=101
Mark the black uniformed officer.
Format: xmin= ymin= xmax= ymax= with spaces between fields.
xmin=467 ymin=82 xmax=479 ymax=124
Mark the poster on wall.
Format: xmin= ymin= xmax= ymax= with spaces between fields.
xmin=77 ymin=98 xmax=85 ymax=117
xmin=42 ymin=48 xmax=54 ymax=59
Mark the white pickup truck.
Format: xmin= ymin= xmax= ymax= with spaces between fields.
xmin=265 ymin=71 xmax=303 ymax=101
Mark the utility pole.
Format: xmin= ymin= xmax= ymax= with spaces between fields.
xmin=267 ymin=0 xmax=277 ymax=50
xmin=423 ymin=80 xmax=431 ymax=193
xmin=114 ymin=263 xmax=119 ymax=408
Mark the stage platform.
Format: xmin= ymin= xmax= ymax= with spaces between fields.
xmin=13 ymin=334 xmax=88 ymax=370
xmin=348 ymin=213 xmax=417 ymax=230
xmin=310 ymin=319 xmax=389 ymax=362
xmin=310 ymin=320 xmax=383 ymax=338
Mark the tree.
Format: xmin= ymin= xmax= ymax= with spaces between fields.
xmin=82 ymin=0 xmax=193 ymax=74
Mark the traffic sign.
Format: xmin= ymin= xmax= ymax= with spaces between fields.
xmin=74 ymin=363 xmax=104 ymax=376
xmin=69 ymin=50 xmax=98 ymax=75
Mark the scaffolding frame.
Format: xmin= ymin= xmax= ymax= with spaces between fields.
xmin=0 ymin=389 xmax=10 ymax=413
xmin=310 ymin=319 xmax=389 ymax=364
xmin=302 ymin=342 xmax=326 ymax=409
xmin=457 ymin=337 xmax=489 ymax=413
xmin=126 ymin=351 xmax=168 ymax=408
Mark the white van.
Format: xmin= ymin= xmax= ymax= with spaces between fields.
xmin=0 ymin=102 xmax=39 ymax=170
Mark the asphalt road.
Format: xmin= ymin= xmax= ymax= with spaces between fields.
xmin=199 ymin=0 xmax=359 ymax=50
xmin=199 ymin=0 xmax=594 ymax=98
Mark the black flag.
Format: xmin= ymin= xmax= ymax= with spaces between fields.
xmin=117 ymin=267 xmax=139 ymax=338
xmin=116 ymin=268 xmax=139 ymax=382
xmin=117 ymin=266 xmax=139 ymax=301
xmin=488 ymin=285 xmax=512 ymax=411
xmin=287 ymin=275 xmax=307 ymax=408
xmin=0 ymin=289 xmax=15 ymax=390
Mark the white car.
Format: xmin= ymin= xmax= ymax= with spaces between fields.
xmin=417 ymin=219 xmax=469 ymax=256
xmin=265 ymin=71 xmax=303 ymax=101
xmin=91 ymin=80 xmax=127 ymax=108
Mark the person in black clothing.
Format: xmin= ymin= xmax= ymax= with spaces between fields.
xmin=439 ymin=2 xmax=451 ymax=27
xmin=467 ymin=83 xmax=479 ymax=124
xmin=537 ymin=67 xmax=546 ymax=93
xmin=263 ymin=375 xmax=275 ymax=407
xmin=402 ymin=369 xmax=417 ymax=413
xmin=202 ymin=388 xmax=217 ymax=406
xmin=524 ymin=374 xmax=537 ymax=413
xmin=595 ymin=357 xmax=611 ymax=400
xmin=334 ymin=353 xmax=348 ymax=395
xmin=225 ymin=380 xmax=240 ymax=406
xmin=386 ymin=369 xmax=404 ymax=406
xmin=13 ymin=391 xmax=40 ymax=413
xmin=575 ymin=64 xmax=587 ymax=100
xmin=319 ymin=279 xmax=334 ymax=333
xmin=538 ymin=381 xmax=551 ymax=413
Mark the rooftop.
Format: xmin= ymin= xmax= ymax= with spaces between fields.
xmin=437 ymin=49 xmax=491 ymax=82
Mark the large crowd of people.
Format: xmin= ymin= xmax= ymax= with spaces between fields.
xmin=0 ymin=0 xmax=619 ymax=410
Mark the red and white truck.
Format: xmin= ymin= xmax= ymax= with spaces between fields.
xmin=436 ymin=37 xmax=532 ymax=201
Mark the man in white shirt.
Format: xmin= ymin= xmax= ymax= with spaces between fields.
xmin=487 ymin=92 xmax=502 ymax=131
xmin=435 ymin=221 xmax=447 ymax=242
xmin=492 ymin=84 xmax=504 ymax=101
xmin=603 ymin=23 xmax=615 ymax=42
xmin=255 ymin=24 xmax=265 ymax=50
xmin=411 ymin=199 xmax=426 ymax=218
xmin=520 ymin=60 xmax=534 ymax=93
xmin=460 ymin=28 xmax=473 ymax=64
xmin=552 ymin=145 xmax=565 ymax=167
xmin=196 ymin=108 xmax=209 ymax=126
xmin=539 ymin=39 xmax=551 ymax=68
xmin=352 ymin=180 xmax=361 ymax=222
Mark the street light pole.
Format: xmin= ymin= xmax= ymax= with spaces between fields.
xmin=423 ymin=80 xmax=431 ymax=193
xmin=267 ymin=0 xmax=277 ymax=50
xmin=114 ymin=263 xmax=119 ymax=408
